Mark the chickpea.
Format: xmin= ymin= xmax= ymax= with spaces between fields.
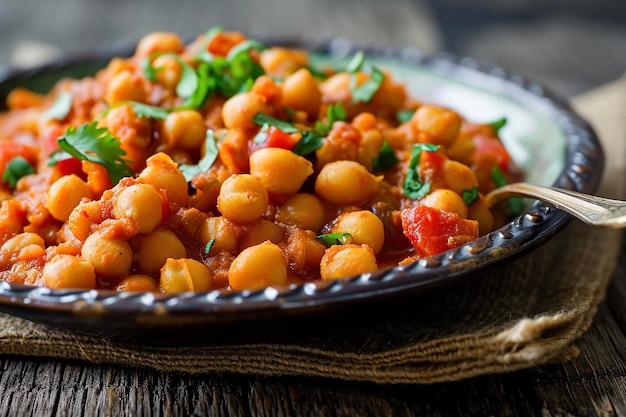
xmin=239 ymin=219 xmax=284 ymax=249
xmin=199 ymin=216 xmax=239 ymax=253
xmin=112 ymin=183 xmax=162 ymax=234
xmin=217 ymin=174 xmax=269 ymax=223
xmin=320 ymin=244 xmax=378 ymax=280
xmin=68 ymin=201 xmax=103 ymax=241
xmin=105 ymin=71 xmax=147 ymax=105
xmin=46 ymin=174 xmax=94 ymax=222
xmin=442 ymin=160 xmax=479 ymax=195
xmin=413 ymin=105 xmax=461 ymax=147
xmin=81 ymin=231 xmax=133 ymax=277
xmin=136 ymin=32 xmax=184 ymax=57
xmin=151 ymin=54 xmax=182 ymax=89
xmin=259 ymin=47 xmax=309 ymax=77
xmin=314 ymin=160 xmax=379 ymax=205
xmin=228 ymin=241 xmax=287 ymax=291
xmin=249 ymin=148 xmax=313 ymax=194
xmin=137 ymin=153 xmax=189 ymax=207
xmin=331 ymin=210 xmax=385 ymax=254
xmin=282 ymin=68 xmax=322 ymax=119
xmin=163 ymin=110 xmax=206 ymax=149
xmin=276 ymin=193 xmax=325 ymax=232
xmin=134 ymin=227 xmax=187 ymax=274
xmin=468 ymin=195 xmax=495 ymax=236
xmin=160 ymin=258 xmax=212 ymax=293
xmin=221 ymin=92 xmax=269 ymax=129
xmin=116 ymin=274 xmax=158 ymax=292
xmin=0 ymin=233 xmax=45 ymax=259
xmin=43 ymin=254 xmax=96 ymax=290
xmin=420 ymin=188 xmax=468 ymax=218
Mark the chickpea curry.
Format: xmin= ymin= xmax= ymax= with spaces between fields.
xmin=0 ymin=30 xmax=522 ymax=293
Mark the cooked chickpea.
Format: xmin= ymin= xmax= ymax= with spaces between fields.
xmin=320 ymin=244 xmax=378 ymax=280
xmin=46 ymin=174 xmax=94 ymax=222
xmin=81 ymin=231 xmax=133 ymax=277
xmin=160 ymin=258 xmax=212 ymax=293
xmin=43 ymin=254 xmax=96 ymax=290
xmin=276 ymin=193 xmax=325 ymax=232
xmin=134 ymin=227 xmax=187 ymax=274
xmin=468 ymin=196 xmax=495 ymax=236
xmin=331 ymin=211 xmax=385 ymax=254
xmin=249 ymin=148 xmax=313 ymax=194
xmin=136 ymin=32 xmax=184 ymax=57
xmin=116 ymin=274 xmax=158 ymax=292
xmin=221 ymin=92 xmax=269 ymax=129
xmin=113 ymin=183 xmax=163 ymax=234
xmin=0 ymin=233 xmax=45 ymax=258
xmin=151 ymin=54 xmax=182 ymax=89
xmin=420 ymin=188 xmax=468 ymax=218
xmin=228 ymin=241 xmax=287 ymax=291
xmin=105 ymin=71 xmax=147 ymax=105
xmin=413 ymin=105 xmax=461 ymax=147
xmin=199 ymin=216 xmax=239 ymax=253
xmin=259 ymin=47 xmax=308 ymax=77
xmin=217 ymin=174 xmax=269 ymax=223
xmin=314 ymin=160 xmax=379 ymax=205
xmin=163 ymin=110 xmax=206 ymax=149
xmin=68 ymin=201 xmax=103 ymax=241
xmin=239 ymin=219 xmax=284 ymax=249
xmin=282 ymin=68 xmax=322 ymax=119
xmin=137 ymin=153 xmax=189 ymax=207
xmin=442 ymin=160 xmax=479 ymax=195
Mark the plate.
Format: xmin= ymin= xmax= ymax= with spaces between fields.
xmin=0 ymin=38 xmax=604 ymax=342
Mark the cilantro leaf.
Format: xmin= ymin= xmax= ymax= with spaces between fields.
xmin=2 ymin=156 xmax=34 ymax=188
xmin=491 ymin=166 xmax=524 ymax=215
xmin=346 ymin=51 xmax=366 ymax=73
xmin=126 ymin=101 xmax=169 ymax=119
xmin=372 ymin=141 xmax=399 ymax=172
xmin=490 ymin=165 xmax=507 ymax=188
xmin=351 ymin=66 xmax=384 ymax=103
xmin=462 ymin=187 xmax=480 ymax=206
xmin=292 ymin=131 xmax=323 ymax=156
xmin=55 ymin=122 xmax=134 ymax=184
xmin=226 ymin=40 xmax=266 ymax=61
xmin=178 ymin=130 xmax=219 ymax=181
xmin=489 ymin=117 xmax=507 ymax=134
xmin=173 ymin=57 xmax=200 ymax=99
xmin=396 ymin=110 xmax=415 ymax=123
xmin=42 ymin=92 xmax=73 ymax=121
xmin=315 ymin=233 xmax=353 ymax=246
xmin=403 ymin=143 xmax=440 ymax=199
xmin=306 ymin=65 xmax=328 ymax=79
xmin=252 ymin=113 xmax=299 ymax=133
xmin=315 ymin=103 xmax=347 ymax=135
xmin=141 ymin=56 xmax=160 ymax=82
xmin=252 ymin=113 xmax=324 ymax=156
xmin=204 ymin=239 xmax=216 ymax=254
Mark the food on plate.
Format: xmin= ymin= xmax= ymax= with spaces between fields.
xmin=0 ymin=29 xmax=522 ymax=292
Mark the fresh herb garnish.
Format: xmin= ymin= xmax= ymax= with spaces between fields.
xmin=315 ymin=103 xmax=347 ymax=135
xmin=178 ymin=130 xmax=219 ymax=181
xmin=346 ymin=51 xmax=385 ymax=103
xmin=2 ymin=156 xmax=34 ymax=188
xmin=488 ymin=117 xmax=507 ymax=134
xmin=292 ymin=131 xmax=324 ymax=156
xmin=204 ymin=239 xmax=216 ymax=254
xmin=372 ymin=141 xmax=399 ymax=172
xmin=53 ymin=122 xmax=133 ymax=184
xmin=396 ymin=109 xmax=415 ymax=123
xmin=315 ymin=233 xmax=353 ymax=246
xmin=491 ymin=166 xmax=524 ymax=215
xmin=462 ymin=187 xmax=480 ymax=206
xmin=252 ymin=113 xmax=300 ymax=133
xmin=346 ymin=51 xmax=366 ymax=73
xmin=127 ymin=101 xmax=170 ymax=119
xmin=403 ymin=143 xmax=439 ymax=199
xmin=252 ymin=113 xmax=324 ymax=156
xmin=306 ymin=65 xmax=328 ymax=80
xmin=42 ymin=92 xmax=73 ymax=121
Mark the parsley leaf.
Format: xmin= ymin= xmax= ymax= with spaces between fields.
xmin=346 ymin=51 xmax=366 ymax=73
xmin=462 ymin=187 xmax=480 ymax=206
xmin=226 ymin=40 xmax=266 ymax=61
xmin=126 ymin=101 xmax=169 ymax=119
xmin=491 ymin=166 xmax=524 ymax=215
xmin=204 ymin=239 xmax=216 ymax=254
xmin=372 ymin=141 xmax=399 ymax=172
xmin=252 ymin=113 xmax=299 ymax=133
xmin=396 ymin=110 xmax=415 ymax=123
xmin=42 ymin=92 xmax=73 ymax=121
xmin=2 ymin=156 xmax=34 ymax=188
xmin=489 ymin=117 xmax=507 ymax=134
xmin=55 ymin=122 xmax=133 ymax=184
xmin=315 ymin=103 xmax=347 ymax=135
xmin=403 ymin=143 xmax=439 ymax=199
xmin=315 ymin=233 xmax=353 ymax=246
xmin=351 ymin=66 xmax=384 ymax=103
xmin=292 ymin=131 xmax=323 ymax=156
xmin=306 ymin=65 xmax=328 ymax=80
xmin=178 ymin=130 xmax=219 ymax=181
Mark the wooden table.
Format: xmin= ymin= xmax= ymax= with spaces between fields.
xmin=0 ymin=1 xmax=625 ymax=415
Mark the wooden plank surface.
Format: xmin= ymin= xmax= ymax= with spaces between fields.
xmin=0 ymin=1 xmax=625 ymax=415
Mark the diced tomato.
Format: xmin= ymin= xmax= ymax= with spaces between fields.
xmin=207 ymin=31 xmax=246 ymax=57
xmin=265 ymin=126 xmax=298 ymax=150
xmin=400 ymin=205 xmax=479 ymax=258
xmin=42 ymin=125 xmax=66 ymax=156
xmin=471 ymin=134 xmax=512 ymax=171
xmin=56 ymin=157 xmax=84 ymax=178
xmin=418 ymin=149 xmax=447 ymax=190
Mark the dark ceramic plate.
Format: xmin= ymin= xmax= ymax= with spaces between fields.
xmin=0 ymin=38 xmax=603 ymax=342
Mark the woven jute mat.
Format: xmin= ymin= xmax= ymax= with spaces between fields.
xmin=0 ymin=77 xmax=623 ymax=384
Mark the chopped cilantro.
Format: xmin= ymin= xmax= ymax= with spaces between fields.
xmin=315 ymin=233 xmax=353 ymax=246
xmin=2 ymin=156 xmax=34 ymax=188
xmin=306 ymin=65 xmax=328 ymax=79
xmin=42 ymin=92 xmax=73 ymax=121
xmin=178 ymin=130 xmax=219 ymax=181
xmin=292 ymin=131 xmax=323 ymax=156
xmin=351 ymin=66 xmax=384 ymax=103
xmin=396 ymin=109 xmax=415 ymax=123
xmin=491 ymin=166 xmax=524 ymax=215
xmin=403 ymin=143 xmax=439 ymax=199
xmin=252 ymin=113 xmax=299 ymax=133
xmin=226 ymin=40 xmax=266 ymax=61
xmin=489 ymin=117 xmax=507 ymax=134
xmin=126 ymin=101 xmax=170 ymax=119
xmin=54 ymin=122 xmax=133 ymax=184
xmin=204 ymin=239 xmax=216 ymax=254
xmin=462 ymin=187 xmax=480 ymax=206
xmin=252 ymin=113 xmax=324 ymax=156
xmin=315 ymin=103 xmax=347 ymax=134
xmin=346 ymin=51 xmax=366 ymax=73
xmin=372 ymin=141 xmax=399 ymax=172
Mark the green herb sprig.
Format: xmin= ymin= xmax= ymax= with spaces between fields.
xmin=403 ymin=143 xmax=440 ymax=199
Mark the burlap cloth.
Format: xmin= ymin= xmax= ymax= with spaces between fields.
xmin=0 ymin=77 xmax=623 ymax=384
